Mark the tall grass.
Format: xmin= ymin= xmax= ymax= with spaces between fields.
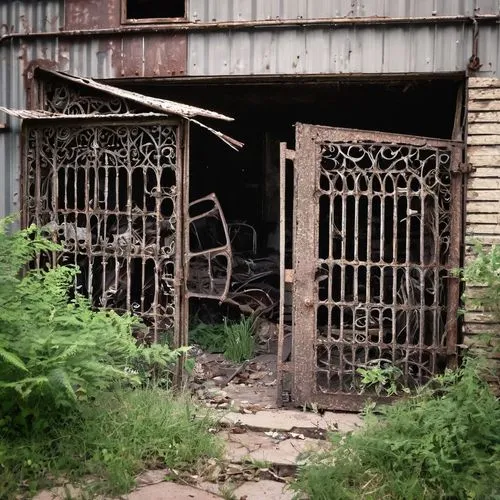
xmin=0 ymin=389 xmax=223 ymax=498
xmin=223 ymin=316 xmax=255 ymax=363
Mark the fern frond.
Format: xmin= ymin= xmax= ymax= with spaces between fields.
xmin=0 ymin=346 xmax=28 ymax=372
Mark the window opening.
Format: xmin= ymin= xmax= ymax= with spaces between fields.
xmin=126 ymin=0 xmax=185 ymax=21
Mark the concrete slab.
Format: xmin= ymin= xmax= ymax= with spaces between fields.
xmin=220 ymin=409 xmax=362 ymax=434
xmin=233 ymin=480 xmax=294 ymax=500
xmin=126 ymin=482 xmax=221 ymax=499
xmin=225 ymin=430 xmax=326 ymax=466
xmin=34 ymin=485 xmax=82 ymax=500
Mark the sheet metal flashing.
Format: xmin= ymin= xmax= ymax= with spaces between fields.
xmin=0 ymin=108 xmax=171 ymax=120
xmin=1 ymin=70 xmax=243 ymax=149
xmin=40 ymin=69 xmax=233 ymax=122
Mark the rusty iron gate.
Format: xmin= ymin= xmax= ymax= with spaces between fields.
xmin=18 ymin=72 xmax=237 ymax=353
xmin=25 ymin=118 xmax=185 ymax=344
xmin=21 ymin=75 xmax=184 ymax=345
xmin=278 ymin=124 xmax=463 ymax=410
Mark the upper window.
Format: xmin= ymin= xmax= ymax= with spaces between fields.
xmin=124 ymin=0 xmax=186 ymax=22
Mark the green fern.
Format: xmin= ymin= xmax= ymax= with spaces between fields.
xmin=0 ymin=346 xmax=28 ymax=372
xmin=0 ymin=216 xmax=186 ymax=435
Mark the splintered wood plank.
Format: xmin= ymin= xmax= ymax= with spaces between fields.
xmin=466 ymin=200 xmax=500 ymax=212
xmin=469 ymin=88 xmax=500 ymax=100
xmin=467 ymin=178 xmax=500 ymax=189
xmin=469 ymin=78 xmax=500 ymax=89
xmin=464 ymin=312 xmax=499 ymax=324
xmin=465 ymin=234 xmax=500 ymax=245
xmin=469 ymin=123 xmax=500 ymax=135
xmin=466 ymin=189 xmax=500 ymax=200
xmin=466 ymin=223 xmax=500 ymax=234
xmin=469 ymin=111 xmax=500 ymax=123
xmin=468 ymin=100 xmax=500 ymax=111
xmin=466 ymin=212 xmax=500 ymax=224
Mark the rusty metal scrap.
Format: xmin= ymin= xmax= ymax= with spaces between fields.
xmin=186 ymin=193 xmax=233 ymax=302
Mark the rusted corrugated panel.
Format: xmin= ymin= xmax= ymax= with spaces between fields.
xmin=65 ymin=0 xmax=121 ymax=29
xmin=464 ymin=76 xmax=500 ymax=364
xmin=0 ymin=0 xmax=64 ymax=219
xmin=143 ymin=34 xmax=187 ymax=77
xmin=189 ymin=0 xmax=494 ymax=22
xmin=113 ymin=34 xmax=187 ymax=78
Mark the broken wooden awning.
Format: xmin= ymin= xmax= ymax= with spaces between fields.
xmin=0 ymin=69 xmax=243 ymax=150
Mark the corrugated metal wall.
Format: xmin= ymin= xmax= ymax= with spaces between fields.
xmin=1 ymin=0 xmax=500 ymax=217
xmin=0 ymin=0 xmax=64 ymax=218
xmin=189 ymin=0 xmax=499 ymax=21
xmin=188 ymin=25 xmax=478 ymax=76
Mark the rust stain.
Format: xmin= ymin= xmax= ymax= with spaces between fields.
xmin=65 ymin=0 xmax=120 ymax=30
xmin=143 ymin=33 xmax=187 ymax=77
xmin=120 ymin=37 xmax=143 ymax=77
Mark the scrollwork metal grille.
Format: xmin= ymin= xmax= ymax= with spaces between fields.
xmin=315 ymin=141 xmax=452 ymax=392
xmin=45 ymin=81 xmax=133 ymax=115
xmin=25 ymin=121 xmax=180 ymax=341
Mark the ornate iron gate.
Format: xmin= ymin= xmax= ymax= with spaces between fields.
xmin=25 ymin=115 xmax=184 ymax=343
xmin=281 ymin=124 xmax=463 ymax=410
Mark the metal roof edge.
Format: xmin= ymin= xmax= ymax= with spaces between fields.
xmin=39 ymin=69 xmax=234 ymax=123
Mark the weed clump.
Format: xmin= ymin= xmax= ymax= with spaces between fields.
xmin=190 ymin=316 xmax=256 ymax=363
xmin=292 ymin=358 xmax=500 ymax=500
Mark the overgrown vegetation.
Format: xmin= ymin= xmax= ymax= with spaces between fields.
xmin=293 ymin=358 xmax=500 ymax=500
xmin=189 ymin=316 xmax=256 ymax=363
xmin=0 ymin=389 xmax=222 ymax=498
xmin=0 ymin=217 xmax=222 ymax=496
xmin=293 ymin=244 xmax=500 ymax=500
xmin=357 ymin=361 xmax=406 ymax=396
xmin=223 ymin=315 xmax=255 ymax=363
xmin=461 ymin=242 xmax=500 ymax=321
xmin=189 ymin=321 xmax=227 ymax=353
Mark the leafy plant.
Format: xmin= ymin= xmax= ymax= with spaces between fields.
xmin=0 ymin=217 xmax=184 ymax=434
xmin=189 ymin=316 xmax=256 ymax=363
xmin=292 ymin=357 xmax=500 ymax=500
xmin=460 ymin=242 xmax=500 ymax=322
xmin=223 ymin=316 xmax=255 ymax=363
xmin=357 ymin=361 xmax=406 ymax=396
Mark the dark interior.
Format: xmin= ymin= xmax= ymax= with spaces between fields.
xmin=123 ymin=78 xmax=462 ymax=357
xmin=126 ymin=0 xmax=185 ymax=19
xmin=130 ymin=78 xmax=461 ymax=259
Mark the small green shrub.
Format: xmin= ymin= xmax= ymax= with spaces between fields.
xmin=357 ymin=361 xmax=406 ymax=396
xmin=223 ymin=316 xmax=255 ymax=363
xmin=0 ymin=217 xmax=185 ymax=434
xmin=461 ymin=242 xmax=500 ymax=322
xmin=189 ymin=321 xmax=227 ymax=353
xmin=292 ymin=358 xmax=500 ymax=500
xmin=0 ymin=389 xmax=223 ymax=497
xmin=189 ymin=316 xmax=256 ymax=363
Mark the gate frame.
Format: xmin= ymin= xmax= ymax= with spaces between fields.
xmin=279 ymin=124 xmax=464 ymax=410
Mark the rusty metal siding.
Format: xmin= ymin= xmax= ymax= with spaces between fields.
xmin=65 ymin=0 xmax=120 ymax=29
xmin=189 ymin=0 xmax=499 ymax=22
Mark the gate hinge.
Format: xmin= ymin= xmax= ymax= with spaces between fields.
xmin=452 ymin=162 xmax=475 ymax=174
